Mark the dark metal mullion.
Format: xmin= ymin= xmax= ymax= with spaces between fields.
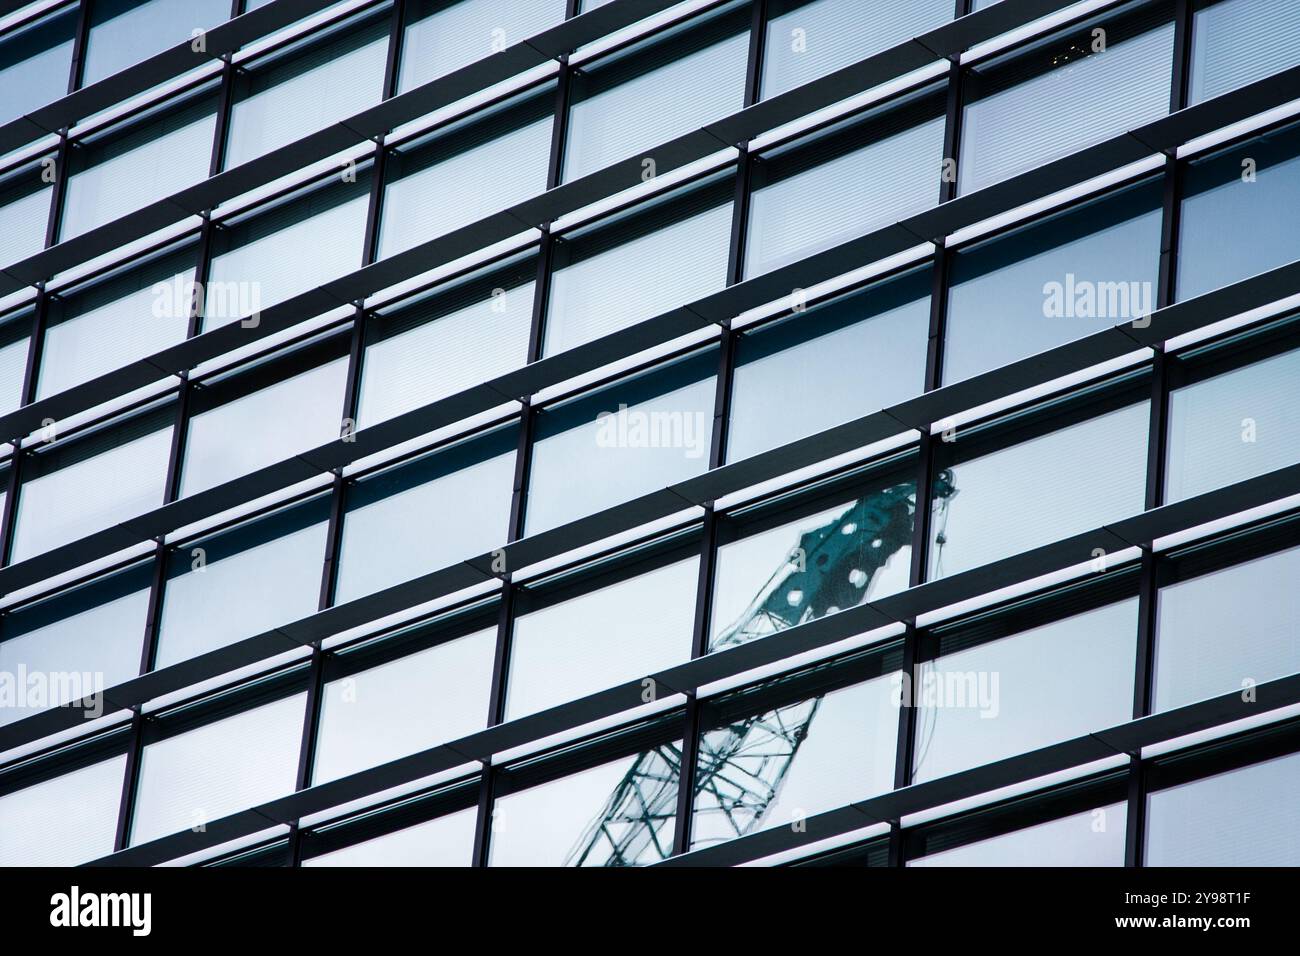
xmin=669 ymin=0 xmax=766 ymax=859
xmin=890 ymin=33 xmax=965 ymax=864
xmin=287 ymin=1 xmax=407 ymax=866
xmin=1125 ymin=0 xmax=1193 ymax=869
xmin=472 ymin=3 xmax=578 ymax=866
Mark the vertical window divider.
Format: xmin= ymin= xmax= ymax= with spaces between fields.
xmin=670 ymin=0 xmax=767 ymax=860
xmin=1125 ymin=0 xmax=1193 ymax=870
xmin=471 ymin=0 xmax=581 ymax=868
xmin=890 ymin=4 xmax=968 ymax=865
xmin=287 ymin=0 xmax=408 ymax=867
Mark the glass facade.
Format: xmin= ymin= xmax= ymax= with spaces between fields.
xmin=0 ymin=0 xmax=1297 ymax=874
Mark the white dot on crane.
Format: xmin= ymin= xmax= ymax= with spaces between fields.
xmin=786 ymin=589 xmax=803 ymax=606
xmin=849 ymin=569 xmax=867 ymax=587
xmin=841 ymin=523 xmax=857 ymax=535
xmin=871 ymin=538 xmax=882 ymax=548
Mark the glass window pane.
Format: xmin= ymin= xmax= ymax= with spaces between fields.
xmin=131 ymin=693 xmax=306 ymax=846
xmin=180 ymin=354 xmax=349 ymax=497
xmin=745 ymin=92 xmax=945 ymax=277
xmin=358 ymin=265 xmax=534 ymax=428
xmin=204 ymin=178 xmax=371 ymax=328
xmin=728 ymin=270 xmax=930 ymax=461
xmin=960 ymin=11 xmax=1174 ymax=194
xmin=1165 ymin=345 xmax=1300 ymax=502
xmin=0 ymin=312 xmax=30 ymax=417
xmin=223 ymin=19 xmax=389 ymax=170
xmin=912 ymin=599 xmax=1138 ymax=782
xmin=60 ymin=96 xmax=217 ymax=240
xmin=38 ymin=250 xmax=194 ymax=400
xmin=1190 ymin=0 xmax=1300 ymax=104
xmin=0 ymin=755 xmax=126 ymax=866
xmin=1146 ymin=751 xmax=1300 ymax=865
xmin=0 ymin=565 xmax=150 ymax=726
xmin=761 ymin=0 xmax=951 ymax=99
xmin=909 ymin=804 xmax=1126 ymax=866
xmin=943 ymin=181 xmax=1162 ymax=384
xmin=490 ymin=743 xmax=681 ymax=866
xmin=543 ymin=181 xmax=732 ymax=356
xmin=0 ymin=165 xmax=52 ymax=268
xmin=0 ymin=6 xmax=75 ymax=127
xmin=398 ymin=0 xmax=566 ymax=94
xmin=305 ymin=807 xmax=478 ymax=866
xmin=930 ymin=401 xmax=1149 ymax=579
xmin=1154 ymin=544 xmax=1300 ymax=712
xmin=378 ymin=92 xmax=553 ymax=260
xmin=313 ymin=628 xmax=496 ymax=783
xmin=691 ymin=672 xmax=899 ymax=848
xmin=82 ymin=0 xmax=230 ymax=87
xmin=1177 ymin=123 xmax=1300 ymax=302
xmin=710 ymin=480 xmax=917 ymax=652
xmin=335 ymin=429 xmax=516 ymax=604
xmin=506 ymin=556 xmax=699 ymax=721
xmin=11 ymin=413 xmax=173 ymax=563
xmin=525 ymin=353 xmax=715 ymax=535
xmin=155 ymin=499 xmax=330 ymax=669
xmin=562 ymin=8 xmax=748 ymax=182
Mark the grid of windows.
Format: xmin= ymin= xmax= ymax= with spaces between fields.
xmin=0 ymin=0 xmax=1298 ymax=868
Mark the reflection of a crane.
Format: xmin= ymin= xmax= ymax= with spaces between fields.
xmin=565 ymin=472 xmax=957 ymax=865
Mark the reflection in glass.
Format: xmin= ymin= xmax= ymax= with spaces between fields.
xmin=1154 ymin=545 xmax=1300 ymax=712
xmin=909 ymin=804 xmax=1126 ymax=866
xmin=929 ymin=401 xmax=1149 ymax=579
xmin=691 ymin=674 xmax=899 ymax=848
xmin=1146 ymin=751 xmax=1300 ymax=865
xmin=1165 ymin=345 xmax=1300 ymax=502
xmin=490 ymin=745 xmax=681 ymax=866
xmin=728 ymin=270 xmax=930 ymax=461
xmin=912 ymin=599 xmax=1138 ymax=782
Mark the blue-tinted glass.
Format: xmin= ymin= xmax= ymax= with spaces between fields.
xmin=944 ymin=181 xmax=1163 ymax=384
xmin=399 ymin=0 xmax=567 ymax=94
xmin=306 ymin=807 xmax=478 ymax=866
xmin=82 ymin=0 xmax=230 ymax=87
xmin=909 ymin=804 xmax=1126 ymax=867
xmin=1165 ymin=345 xmax=1300 ymax=502
xmin=358 ymin=266 xmax=534 ymax=428
xmin=912 ymin=599 xmax=1138 ymax=782
xmin=728 ymin=270 xmax=930 ymax=461
xmin=1155 ymin=544 xmax=1300 ymax=711
xmin=562 ymin=8 xmax=748 ymax=182
xmin=204 ymin=178 xmax=371 ymax=328
xmin=155 ymin=498 xmax=330 ymax=669
xmin=0 ymin=165 xmax=52 ymax=269
xmin=11 ymin=414 xmax=173 ymax=563
xmin=0 ymin=565 xmax=150 ymax=726
xmin=313 ymin=628 xmax=496 ymax=783
xmin=489 ymin=744 xmax=680 ymax=866
xmin=0 ymin=7 xmax=75 ymax=126
xmin=38 ymin=249 xmax=194 ymax=400
xmin=710 ymin=480 xmax=917 ymax=652
xmin=691 ymin=673 xmax=899 ymax=848
xmin=0 ymin=755 xmax=126 ymax=866
xmin=525 ymin=353 xmax=715 ymax=535
xmin=378 ymin=91 xmax=553 ymax=260
xmin=762 ymin=0 xmax=951 ymax=99
xmin=506 ymin=556 xmax=699 ymax=722
xmin=60 ymin=96 xmax=217 ymax=240
xmin=1190 ymin=0 xmax=1300 ymax=103
xmin=180 ymin=355 xmax=349 ymax=497
xmin=745 ymin=93 xmax=945 ymax=277
xmin=1178 ymin=123 xmax=1300 ymax=301
xmin=335 ymin=428 xmax=516 ymax=604
xmin=930 ymin=401 xmax=1149 ymax=579
xmin=960 ymin=12 xmax=1174 ymax=194
xmin=1146 ymin=751 xmax=1300 ymax=865
xmin=131 ymin=693 xmax=306 ymax=846
xmin=0 ymin=312 xmax=30 ymax=416
xmin=223 ymin=19 xmax=389 ymax=169
xmin=543 ymin=182 xmax=733 ymax=356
